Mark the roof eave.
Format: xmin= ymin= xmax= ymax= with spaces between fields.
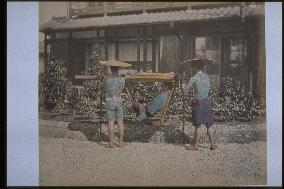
xmin=39 ymin=16 xmax=245 ymax=33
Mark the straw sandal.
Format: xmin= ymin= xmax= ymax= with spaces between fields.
xmin=185 ymin=145 xmax=199 ymax=151
xmin=209 ymin=145 xmax=218 ymax=150
xmin=106 ymin=144 xmax=115 ymax=148
xmin=118 ymin=142 xmax=127 ymax=147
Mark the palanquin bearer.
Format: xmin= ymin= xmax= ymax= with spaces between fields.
xmin=99 ymin=59 xmax=132 ymax=148
xmin=181 ymin=56 xmax=217 ymax=151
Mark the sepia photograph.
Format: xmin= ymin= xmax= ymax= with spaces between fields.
xmin=38 ymin=2 xmax=267 ymax=186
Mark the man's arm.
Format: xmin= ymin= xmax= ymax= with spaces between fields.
xmin=183 ymin=74 xmax=198 ymax=93
xmin=118 ymin=77 xmax=125 ymax=90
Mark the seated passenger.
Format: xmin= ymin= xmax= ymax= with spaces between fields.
xmin=132 ymin=82 xmax=173 ymax=122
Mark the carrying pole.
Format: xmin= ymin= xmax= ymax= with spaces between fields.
xmin=99 ymin=76 xmax=103 ymax=137
xmin=179 ymin=60 xmax=185 ymax=144
xmin=182 ymin=90 xmax=185 ymax=144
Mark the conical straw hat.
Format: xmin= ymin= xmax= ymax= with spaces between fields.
xmin=99 ymin=59 xmax=132 ymax=68
xmin=179 ymin=55 xmax=213 ymax=65
xmin=179 ymin=58 xmax=213 ymax=65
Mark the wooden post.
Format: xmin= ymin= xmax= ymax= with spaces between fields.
xmin=152 ymin=25 xmax=156 ymax=72
xmin=187 ymin=2 xmax=191 ymax=10
xmin=104 ymin=29 xmax=108 ymax=60
xmin=103 ymin=2 xmax=108 ymax=16
xmin=178 ymin=32 xmax=183 ymax=89
xmin=182 ymin=90 xmax=185 ymax=144
xmin=247 ymin=21 xmax=256 ymax=94
xmin=68 ymin=32 xmax=72 ymax=77
xmin=142 ymin=2 xmax=146 ymax=13
xmin=115 ymin=28 xmax=119 ymax=60
xmin=143 ymin=26 xmax=147 ymax=72
xmin=157 ymin=36 xmax=160 ymax=72
xmin=137 ymin=27 xmax=141 ymax=72
xmin=44 ymin=33 xmax=47 ymax=73
xmin=99 ymin=76 xmax=104 ymax=137
xmin=218 ymin=35 xmax=222 ymax=86
xmin=180 ymin=28 xmax=186 ymax=144
xmin=96 ymin=29 xmax=99 ymax=38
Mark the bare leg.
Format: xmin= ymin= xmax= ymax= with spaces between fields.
xmin=206 ymin=125 xmax=217 ymax=150
xmin=193 ymin=126 xmax=202 ymax=148
xmin=117 ymin=120 xmax=126 ymax=146
xmin=136 ymin=103 xmax=146 ymax=122
xmin=186 ymin=126 xmax=201 ymax=150
xmin=138 ymin=103 xmax=146 ymax=112
xmin=107 ymin=120 xmax=115 ymax=148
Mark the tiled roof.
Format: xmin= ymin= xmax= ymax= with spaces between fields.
xmin=40 ymin=5 xmax=264 ymax=32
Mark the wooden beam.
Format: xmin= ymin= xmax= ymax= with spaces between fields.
xmin=109 ymin=39 xmax=157 ymax=43
xmin=75 ymin=75 xmax=101 ymax=80
xmin=45 ymin=38 xmax=68 ymax=44
xmin=108 ymin=34 xmax=154 ymax=40
xmin=75 ymin=74 xmax=175 ymax=82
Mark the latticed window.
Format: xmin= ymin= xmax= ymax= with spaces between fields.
xmin=89 ymin=2 xmax=103 ymax=7
xmin=195 ymin=36 xmax=220 ymax=74
xmin=228 ymin=39 xmax=247 ymax=68
xmin=113 ymin=42 xmax=152 ymax=62
xmin=221 ymin=37 xmax=248 ymax=87
xmin=71 ymin=2 xmax=86 ymax=9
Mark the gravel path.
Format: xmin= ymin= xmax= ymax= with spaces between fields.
xmin=39 ymin=118 xmax=267 ymax=144
xmin=40 ymin=136 xmax=266 ymax=186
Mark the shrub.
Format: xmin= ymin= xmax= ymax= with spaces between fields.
xmin=170 ymin=77 xmax=263 ymax=122
xmin=213 ymin=77 xmax=261 ymax=121
xmin=40 ymin=43 xmax=110 ymax=114
xmin=39 ymin=56 xmax=71 ymax=112
xmin=39 ymin=73 xmax=45 ymax=112
xmin=122 ymin=82 xmax=161 ymax=117
xmin=65 ymin=86 xmax=98 ymax=114
xmin=67 ymin=42 xmax=110 ymax=114
xmin=170 ymin=87 xmax=195 ymax=121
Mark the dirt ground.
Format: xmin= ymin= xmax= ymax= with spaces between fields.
xmin=39 ymin=135 xmax=266 ymax=186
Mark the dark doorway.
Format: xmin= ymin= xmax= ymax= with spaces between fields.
xmin=159 ymin=35 xmax=181 ymax=73
xmin=221 ymin=37 xmax=248 ymax=87
xmin=69 ymin=42 xmax=86 ymax=82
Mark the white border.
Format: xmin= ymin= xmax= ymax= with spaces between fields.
xmin=7 ymin=2 xmax=282 ymax=186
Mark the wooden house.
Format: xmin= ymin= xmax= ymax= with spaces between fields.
xmin=40 ymin=2 xmax=265 ymax=98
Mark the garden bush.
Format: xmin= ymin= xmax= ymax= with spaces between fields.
xmin=39 ymin=72 xmax=45 ymax=112
xmin=122 ymin=82 xmax=161 ymax=117
xmin=39 ymin=56 xmax=71 ymax=112
xmin=170 ymin=77 xmax=263 ymax=122
xmin=170 ymin=87 xmax=195 ymax=121
xmin=213 ymin=77 xmax=262 ymax=121
xmin=40 ymin=50 xmax=264 ymax=122
xmin=124 ymin=77 xmax=263 ymax=122
xmin=65 ymin=42 xmax=110 ymax=114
